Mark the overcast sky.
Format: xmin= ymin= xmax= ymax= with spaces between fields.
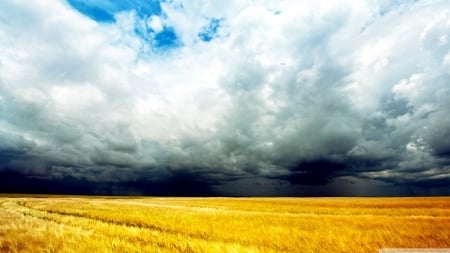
xmin=0 ymin=0 xmax=449 ymax=196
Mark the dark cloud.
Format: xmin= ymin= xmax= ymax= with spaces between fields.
xmin=0 ymin=168 xmax=218 ymax=196
xmin=279 ymin=160 xmax=347 ymax=186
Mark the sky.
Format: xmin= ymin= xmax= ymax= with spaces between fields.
xmin=0 ymin=0 xmax=449 ymax=196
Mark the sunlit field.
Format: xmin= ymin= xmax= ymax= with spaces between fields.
xmin=0 ymin=196 xmax=449 ymax=252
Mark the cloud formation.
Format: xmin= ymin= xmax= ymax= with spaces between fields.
xmin=0 ymin=0 xmax=449 ymax=195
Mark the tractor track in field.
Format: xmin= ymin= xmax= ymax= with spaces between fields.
xmin=11 ymin=199 xmax=290 ymax=252
xmin=1 ymin=200 xmax=190 ymax=252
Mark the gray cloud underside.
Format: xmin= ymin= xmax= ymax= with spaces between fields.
xmin=0 ymin=0 xmax=449 ymax=195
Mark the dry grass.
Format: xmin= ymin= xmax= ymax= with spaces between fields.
xmin=0 ymin=196 xmax=449 ymax=252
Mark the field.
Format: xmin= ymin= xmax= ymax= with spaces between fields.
xmin=0 ymin=196 xmax=449 ymax=252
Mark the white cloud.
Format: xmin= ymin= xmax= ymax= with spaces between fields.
xmin=147 ymin=15 xmax=164 ymax=33
xmin=392 ymin=74 xmax=423 ymax=102
xmin=50 ymin=84 xmax=106 ymax=113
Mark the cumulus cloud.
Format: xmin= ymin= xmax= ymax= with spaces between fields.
xmin=0 ymin=0 xmax=449 ymax=195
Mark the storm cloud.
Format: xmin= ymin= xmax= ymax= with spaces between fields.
xmin=0 ymin=0 xmax=449 ymax=196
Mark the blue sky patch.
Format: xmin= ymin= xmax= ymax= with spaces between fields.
xmin=66 ymin=0 xmax=116 ymax=22
xmin=66 ymin=0 xmax=180 ymax=50
xmin=135 ymin=25 xmax=181 ymax=49
xmin=154 ymin=27 xmax=179 ymax=48
xmin=198 ymin=18 xmax=222 ymax=42
xmin=66 ymin=0 xmax=162 ymax=22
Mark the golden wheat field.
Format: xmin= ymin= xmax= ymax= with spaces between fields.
xmin=0 ymin=196 xmax=449 ymax=253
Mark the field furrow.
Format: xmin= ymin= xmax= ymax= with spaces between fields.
xmin=8 ymin=199 xmax=279 ymax=252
